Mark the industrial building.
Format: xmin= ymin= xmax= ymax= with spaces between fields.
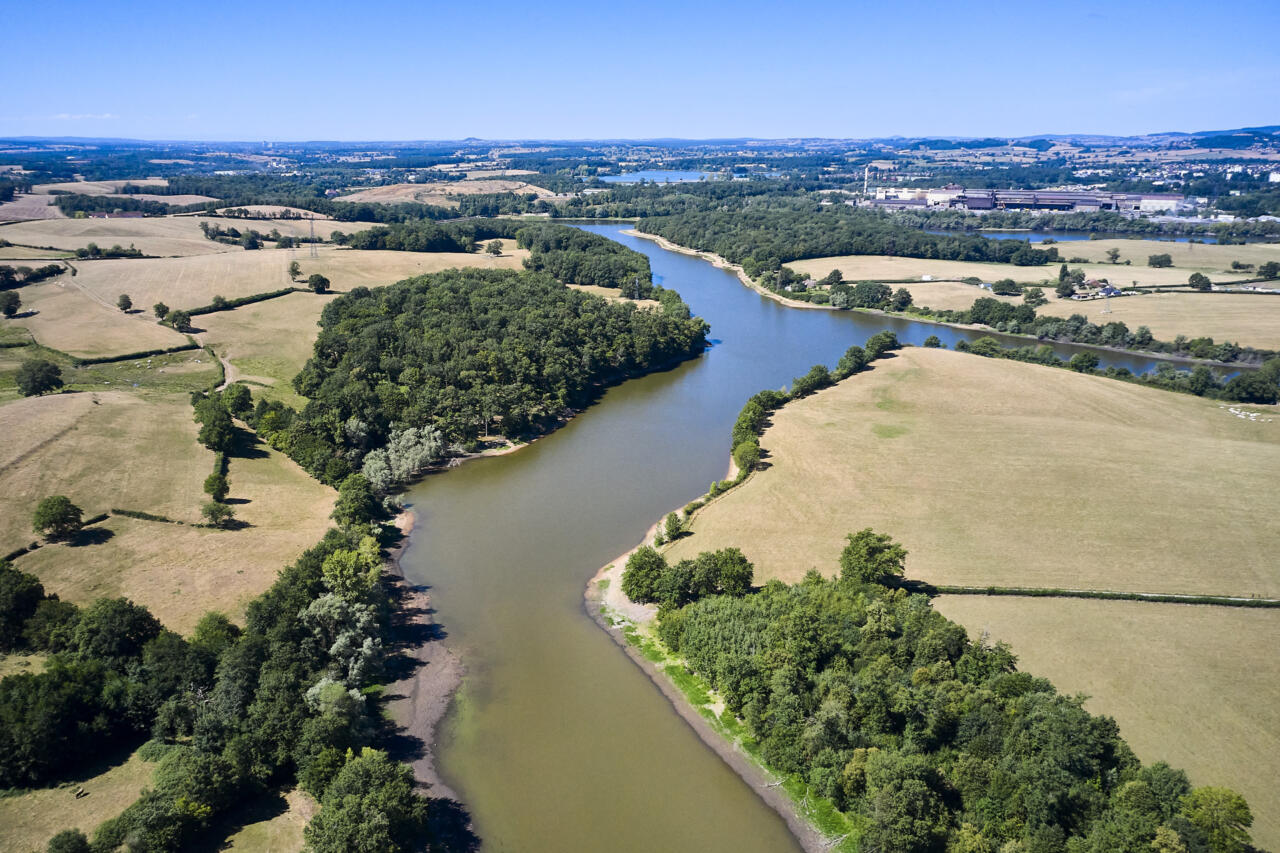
xmin=868 ymin=185 xmax=1189 ymax=213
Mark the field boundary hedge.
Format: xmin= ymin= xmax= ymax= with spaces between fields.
xmin=72 ymin=341 xmax=200 ymax=366
xmin=187 ymin=286 xmax=301 ymax=316
xmin=924 ymin=583 xmax=1280 ymax=608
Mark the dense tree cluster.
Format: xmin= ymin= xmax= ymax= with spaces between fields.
xmin=254 ymin=268 xmax=707 ymax=486
xmin=1 ymin=263 xmax=65 ymax=288
xmin=648 ymin=538 xmax=1253 ymax=853
xmin=337 ymin=218 xmax=517 ymax=253
xmin=622 ymin=546 xmax=754 ymax=607
xmin=637 ymin=198 xmax=1060 ymax=277
xmin=516 ymin=223 xmax=654 ymax=293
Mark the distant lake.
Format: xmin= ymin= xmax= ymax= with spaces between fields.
xmin=924 ymin=229 xmax=1222 ymax=245
xmin=599 ymin=170 xmax=712 ymax=184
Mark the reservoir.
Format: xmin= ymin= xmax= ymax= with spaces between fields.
xmin=400 ymin=225 xmax=1197 ymax=851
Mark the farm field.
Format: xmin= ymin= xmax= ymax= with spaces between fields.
xmin=0 ymin=193 xmax=65 ymax=221
xmin=0 ymin=346 xmax=219 ymax=405
xmin=0 ymin=245 xmax=73 ymax=259
xmin=0 ymin=747 xmax=157 ymax=853
xmin=666 ymin=347 xmax=1280 ymax=596
xmin=0 ymin=215 xmax=384 ymax=257
xmin=12 ymin=278 xmax=189 ymax=358
xmin=933 ymin=596 xmax=1280 ymax=850
xmin=0 ymin=391 xmax=333 ymax=633
xmin=70 ymin=245 xmax=530 ymax=311
xmin=34 ymin=180 xmax=169 ymax=195
xmin=786 ymin=254 xmax=1251 ymax=289
xmin=1035 ymin=290 xmax=1280 ymax=349
xmin=1042 ymin=237 xmax=1280 ymax=272
xmin=337 ymin=178 xmax=554 ymax=205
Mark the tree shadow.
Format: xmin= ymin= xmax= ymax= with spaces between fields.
xmin=228 ymin=427 xmax=269 ymax=460
xmin=424 ymin=797 xmax=480 ymax=853
xmin=223 ymin=497 xmax=252 ymax=505
xmin=12 ymin=309 xmax=39 ymax=319
xmin=217 ymin=518 xmax=254 ymax=531
xmin=186 ymin=787 xmax=291 ymax=852
xmin=68 ymin=526 xmax=115 ymax=547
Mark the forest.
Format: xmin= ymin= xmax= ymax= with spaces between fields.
xmin=253 ymin=267 xmax=707 ymax=486
xmin=626 ymin=539 xmax=1254 ymax=853
xmin=516 ymin=223 xmax=654 ymax=293
xmin=636 ymin=198 xmax=1060 ymax=277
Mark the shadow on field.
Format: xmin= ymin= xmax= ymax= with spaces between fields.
xmin=68 ymin=526 xmax=114 ymax=547
xmin=185 ymin=787 xmax=291 ymax=852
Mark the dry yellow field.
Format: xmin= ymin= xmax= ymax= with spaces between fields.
xmin=902 ymin=281 xmax=1019 ymax=312
xmin=68 ymin=245 xmax=531 ymax=311
xmin=14 ymin=279 xmax=189 ymax=358
xmin=0 ymin=215 xmax=384 ymax=258
xmin=0 ymin=748 xmax=156 ymax=853
xmin=0 ymin=391 xmax=333 ymax=633
xmin=934 ymin=597 xmax=1280 ymax=850
xmin=667 ymin=347 xmax=1280 ymax=596
xmin=787 ymin=254 xmax=1251 ymax=289
xmin=34 ymin=180 xmax=169 ymax=195
xmin=1035 ymin=290 xmax=1280 ymax=349
xmin=1045 ymin=238 xmax=1280 ymax=272
xmin=0 ymin=193 xmax=64 ymax=222
xmin=0 ymin=245 xmax=73 ymax=259
xmin=221 ymin=789 xmax=316 ymax=852
xmin=337 ymin=179 xmax=554 ymax=205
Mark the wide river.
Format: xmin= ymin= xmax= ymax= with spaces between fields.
xmin=400 ymin=225 xmax=1182 ymax=851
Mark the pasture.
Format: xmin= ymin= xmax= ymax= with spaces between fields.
xmin=666 ymin=347 xmax=1280 ymax=596
xmin=1039 ymin=237 xmax=1280 ymax=273
xmin=0 ymin=193 xmax=64 ymax=221
xmin=0 ymin=391 xmax=333 ymax=634
xmin=1035 ymin=290 xmax=1280 ymax=349
xmin=337 ymin=178 xmax=554 ymax=205
xmin=0 ymin=346 xmax=218 ymax=404
xmin=934 ymin=596 xmax=1280 ymax=850
xmin=0 ymin=748 xmax=156 ymax=853
xmin=11 ymin=279 xmax=189 ymax=358
xmin=786 ymin=254 xmax=1250 ymax=290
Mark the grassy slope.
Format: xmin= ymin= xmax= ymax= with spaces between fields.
xmin=665 ymin=347 xmax=1280 ymax=846
xmin=0 ymin=749 xmax=156 ymax=853
xmin=0 ymin=391 xmax=333 ymax=634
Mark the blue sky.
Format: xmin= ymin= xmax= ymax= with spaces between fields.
xmin=3 ymin=0 xmax=1277 ymax=141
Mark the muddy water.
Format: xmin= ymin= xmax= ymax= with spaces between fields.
xmin=400 ymin=225 xmax=1179 ymax=851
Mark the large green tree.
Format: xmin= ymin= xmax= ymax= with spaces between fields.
xmin=32 ymin=496 xmax=82 ymax=541
xmin=303 ymin=748 xmax=429 ymax=853
xmin=839 ymin=528 xmax=907 ymax=585
xmin=16 ymin=359 xmax=63 ymax=397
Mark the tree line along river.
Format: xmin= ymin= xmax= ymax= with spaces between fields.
xmin=399 ymin=225 xmax=1193 ymax=852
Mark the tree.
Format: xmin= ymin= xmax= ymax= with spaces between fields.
xmin=308 ymin=274 xmax=330 ymax=294
xmin=117 ymin=294 xmax=132 ymax=312
xmin=1188 ymin=272 xmax=1211 ymax=291
xmin=0 ymin=290 xmax=19 ymax=318
xmin=71 ymin=597 xmax=162 ymax=665
xmin=46 ymin=830 xmax=91 ymax=853
xmin=194 ymin=397 xmax=234 ymax=452
xmin=221 ymin=383 xmax=251 ymax=417
xmin=836 ymin=344 xmax=868 ymax=377
xmin=303 ymin=748 xmax=428 ymax=853
xmin=0 ymin=560 xmax=44 ymax=651
xmin=622 ymin=546 xmax=667 ymax=603
xmin=16 ymin=359 xmax=63 ymax=396
xmin=288 ymin=260 xmax=301 ymax=280
xmin=203 ymin=473 xmax=229 ymax=502
xmin=1069 ymin=351 xmax=1100 ymax=372
xmin=485 ymin=240 xmax=504 ymax=256
xmin=664 ymin=511 xmax=683 ymax=541
xmin=839 ymin=529 xmax=907 ymax=585
xmin=201 ymin=501 xmax=235 ymax=529
xmin=922 ymin=335 xmax=943 ymax=348
xmin=890 ymin=287 xmax=913 ymax=310
xmin=733 ymin=439 xmax=760 ymax=473
xmin=991 ymin=278 xmax=1020 ymax=296
xmin=32 ymin=496 xmax=82 ymax=541
xmin=153 ymin=301 xmax=169 ymax=320
xmin=1181 ymin=787 xmax=1252 ymax=853
xmin=168 ymin=309 xmax=192 ymax=332
xmin=320 ymin=536 xmax=381 ymax=603
xmin=332 ymin=474 xmax=378 ymax=529
xmin=715 ymin=547 xmax=754 ymax=595
xmin=865 ymin=330 xmax=900 ymax=360
xmin=1106 ymin=248 xmax=1121 ymax=264
xmin=1055 ymin=280 xmax=1076 ymax=299
xmin=1022 ymin=286 xmax=1048 ymax=307
xmin=1258 ymin=261 xmax=1279 ymax=279
xmin=1148 ymin=253 xmax=1174 ymax=268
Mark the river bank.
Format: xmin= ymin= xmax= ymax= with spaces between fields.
xmin=624 ymin=228 xmax=1256 ymax=372
xmin=581 ymin=456 xmax=840 ymax=853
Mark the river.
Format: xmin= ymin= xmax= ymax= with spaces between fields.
xmin=399 ymin=225 xmax=1185 ymax=851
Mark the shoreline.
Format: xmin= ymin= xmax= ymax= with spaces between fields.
xmin=580 ymin=459 xmax=831 ymax=853
xmin=623 ymin=229 xmax=1255 ymax=371
xmin=384 ymin=507 xmax=464 ymax=800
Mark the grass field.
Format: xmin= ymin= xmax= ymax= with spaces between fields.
xmin=934 ymin=597 xmax=1280 ymax=850
xmin=0 ymin=391 xmax=333 ymax=633
xmin=337 ymin=179 xmax=554 ymax=205
xmin=220 ymin=789 xmax=316 ymax=852
xmin=1035 ymin=290 xmax=1280 ymax=349
xmin=667 ymin=347 xmax=1280 ymax=596
xmin=69 ymin=245 xmax=530 ymax=312
xmin=787 ymin=254 xmax=1251 ymax=290
xmin=0 ymin=747 xmax=156 ymax=853
xmin=0 ymin=245 xmax=73 ymax=259
xmin=11 ymin=279 xmax=190 ymax=358
xmin=0 ymin=193 xmax=64 ymax=222
xmin=0 ymin=653 xmax=46 ymax=680
xmin=0 ymin=345 xmax=219 ymax=405
xmin=34 ymin=180 xmax=169 ymax=196
xmin=0 ymin=215 xmax=385 ymax=258
xmin=1039 ymin=237 xmax=1280 ymax=273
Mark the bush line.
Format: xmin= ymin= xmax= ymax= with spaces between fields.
xmin=72 ymin=342 xmax=200 ymax=366
xmin=111 ymin=508 xmax=183 ymax=525
xmin=186 ymin=287 xmax=301 ymax=316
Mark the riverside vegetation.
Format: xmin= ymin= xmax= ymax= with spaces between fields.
xmin=618 ymin=335 xmax=1258 ymax=853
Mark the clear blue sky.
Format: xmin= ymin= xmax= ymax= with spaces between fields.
xmin=4 ymin=0 xmax=1277 ymax=141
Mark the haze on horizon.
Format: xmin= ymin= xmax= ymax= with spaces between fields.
xmin=3 ymin=0 xmax=1278 ymax=141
